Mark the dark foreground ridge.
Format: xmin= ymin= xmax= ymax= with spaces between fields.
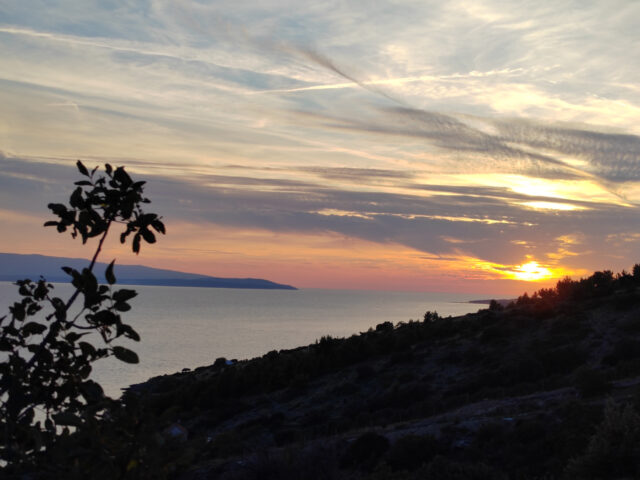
xmin=118 ymin=266 xmax=640 ymax=479
xmin=0 ymin=252 xmax=297 ymax=290
xmin=8 ymin=266 xmax=640 ymax=479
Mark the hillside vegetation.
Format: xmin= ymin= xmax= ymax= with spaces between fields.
xmin=115 ymin=266 xmax=640 ymax=479
xmin=10 ymin=266 xmax=640 ymax=479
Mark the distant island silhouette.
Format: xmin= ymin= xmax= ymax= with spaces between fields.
xmin=0 ymin=252 xmax=297 ymax=290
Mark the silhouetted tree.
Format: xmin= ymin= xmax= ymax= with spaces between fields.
xmin=0 ymin=161 xmax=165 ymax=470
xmin=633 ymin=264 xmax=640 ymax=283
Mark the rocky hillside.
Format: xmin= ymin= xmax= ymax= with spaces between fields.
xmin=125 ymin=268 xmax=640 ymax=479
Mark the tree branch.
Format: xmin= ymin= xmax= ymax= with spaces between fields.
xmin=0 ymin=222 xmax=112 ymax=399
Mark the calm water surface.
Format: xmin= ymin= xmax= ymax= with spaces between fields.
xmin=0 ymin=283 xmax=485 ymax=396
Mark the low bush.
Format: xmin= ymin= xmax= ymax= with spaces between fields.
xmin=574 ymin=367 xmax=611 ymax=398
xmin=565 ymin=402 xmax=640 ymax=479
xmin=341 ymin=431 xmax=389 ymax=471
xmin=386 ymin=434 xmax=440 ymax=471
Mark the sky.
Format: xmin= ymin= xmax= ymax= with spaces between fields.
xmin=1 ymin=1 xmax=640 ymax=294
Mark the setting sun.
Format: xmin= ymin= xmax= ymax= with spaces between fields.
xmin=510 ymin=261 xmax=553 ymax=282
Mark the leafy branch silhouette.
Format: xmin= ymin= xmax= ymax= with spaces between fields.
xmin=0 ymin=161 xmax=165 ymax=469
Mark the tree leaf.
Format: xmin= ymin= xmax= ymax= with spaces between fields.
xmin=151 ymin=219 xmax=166 ymax=235
xmin=10 ymin=303 xmax=26 ymax=322
xmin=79 ymin=341 xmax=97 ymax=358
xmin=33 ymin=280 xmax=50 ymax=300
xmin=112 ymin=346 xmax=139 ymax=364
xmin=141 ymin=228 xmax=156 ymax=244
xmin=120 ymin=324 xmax=140 ymax=342
xmin=113 ymin=289 xmax=137 ymax=303
xmin=48 ymin=203 xmax=67 ymax=216
xmin=90 ymin=310 xmax=118 ymax=326
xmin=133 ymin=233 xmax=141 ymax=254
xmin=61 ymin=266 xmax=74 ymax=276
xmin=22 ymin=322 xmax=47 ymax=336
xmin=0 ymin=339 xmax=13 ymax=352
xmin=65 ymin=332 xmax=85 ymax=343
xmin=105 ymin=259 xmax=116 ymax=285
xmin=79 ymin=380 xmax=104 ymax=402
xmin=50 ymin=297 xmax=67 ymax=322
xmin=114 ymin=302 xmax=131 ymax=312
xmin=113 ymin=167 xmax=132 ymax=187
xmin=69 ymin=187 xmax=84 ymax=209
xmin=53 ymin=412 xmax=82 ymax=427
xmin=79 ymin=364 xmax=92 ymax=378
xmin=76 ymin=160 xmax=89 ymax=177
xmin=81 ymin=268 xmax=98 ymax=294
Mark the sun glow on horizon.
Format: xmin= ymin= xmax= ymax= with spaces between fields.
xmin=470 ymin=258 xmax=579 ymax=284
xmin=508 ymin=261 xmax=553 ymax=282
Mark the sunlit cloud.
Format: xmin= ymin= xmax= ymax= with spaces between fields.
xmin=462 ymin=174 xmax=632 ymax=207
xmin=519 ymin=201 xmax=585 ymax=212
xmin=315 ymin=209 xmax=374 ymax=220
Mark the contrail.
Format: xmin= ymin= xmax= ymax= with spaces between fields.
xmin=295 ymin=48 xmax=405 ymax=105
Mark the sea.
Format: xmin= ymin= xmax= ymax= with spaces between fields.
xmin=0 ymin=282 xmax=486 ymax=397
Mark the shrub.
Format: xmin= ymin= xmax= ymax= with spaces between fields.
xmin=612 ymin=338 xmax=640 ymax=362
xmin=423 ymin=311 xmax=440 ymax=322
xmin=340 ymin=431 xmax=389 ymax=471
xmin=617 ymin=315 xmax=640 ymax=333
xmin=376 ymin=321 xmax=394 ymax=333
xmin=565 ymin=402 xmax=640 ymax=478
xmin=0 ymin=161 xmax=164 ymax=473
xmin=424 ymin=455 xmax=506 ymax=480
xmin=574 ymin=367 xmax=611 ymax=398
xmin=537 ymin=345 xmax=587 ymax=376
xmin=386 ymin=434 xmax=440 ymax=471
xmin=488 ymin=300 xmax=503 ymax=312
xmin=633 ymin=263 xmax=640 ymax=282
xmin=356 ymin=363 xmax=376 ymax=380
